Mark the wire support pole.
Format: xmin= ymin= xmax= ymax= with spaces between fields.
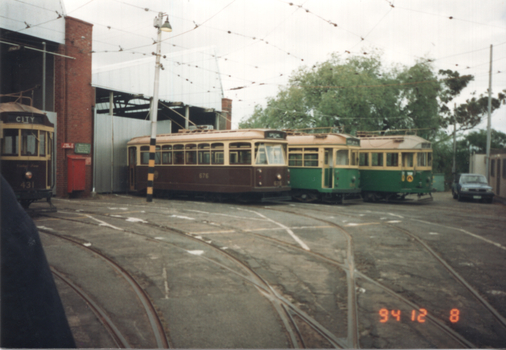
xmin=147 ymin=13 xmax=165 ymax=202
xmin=485 ymin=44 xmax=493 ymax=180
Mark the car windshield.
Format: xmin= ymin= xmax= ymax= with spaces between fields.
xmin=460 ymin=175 xmax=488 ymax=184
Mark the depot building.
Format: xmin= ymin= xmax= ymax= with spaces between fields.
xmin=1 ymin=0 xmax=232 ymax=198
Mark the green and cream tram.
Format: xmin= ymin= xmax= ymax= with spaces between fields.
xmin=287 ymin=132 xmax=361 ymax=203
xmin=358 ymin=134 xmax=433 ymax=202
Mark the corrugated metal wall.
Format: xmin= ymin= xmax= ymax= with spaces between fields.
xmin=93 ymin=112 xmax=171 ymax=193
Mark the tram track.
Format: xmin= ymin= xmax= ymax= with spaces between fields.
xmin=39 ymin=230 xmax=171 ymax=349
xmin=50 ymin=266 xmax=131 ymax=348
xmin=258 ymin=202 xmax=506 ymax=347
xmin=241 ymin=205 xmax=476 ymax=348
xmin=39 ymin=211 xmax=347 ymax=348
xmin=39 ymin=201 xmax=476 ymax=348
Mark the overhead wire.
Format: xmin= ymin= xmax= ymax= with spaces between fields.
xmin=6 ymin=0 xmax=503 ymax=120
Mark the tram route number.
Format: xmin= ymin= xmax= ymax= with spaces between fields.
xmin=20 ymin=181 xmax=35 ymax=189
xmin=379 ymin=308 xmax=460 ymax=323
xmin=199 ymin=173 xmax=209 ymax=179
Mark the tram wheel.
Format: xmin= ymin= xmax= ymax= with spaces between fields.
xmin=294 ymin=193 xmax=318 ymax=203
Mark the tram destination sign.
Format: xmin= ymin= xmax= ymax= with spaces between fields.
xmin=346 ymin=138 xmax=360 ymax=146
xmin=264 ymin=131 xmax=286 ymax=140
xmin=75 ymin=143 xmax=91 ymax=154
xmin=5 ymin=114 xmax=44 ymax=124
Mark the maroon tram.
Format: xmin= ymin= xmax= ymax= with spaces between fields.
xmin=1 ymin=101 xmax=55 ymax=210
xmin=127 ymin=129 xmax=291 ymax=201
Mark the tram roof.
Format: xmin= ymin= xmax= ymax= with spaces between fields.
xmin=0 ymin=102 xmax=45 ymax=114
xmin=287 ymin=133 xmax=355 ymax=146
xmin=359 ymin=134 xmax=431 ymax=150
xmin=0 ymin=102 xmax=54 ymax=127
xmin=128 ymin=129 xmax=287 ymax=145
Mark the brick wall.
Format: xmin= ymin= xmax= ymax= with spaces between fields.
xmin=54 ymin=17 xmax=94 ymax=197
xmin=221 ymin=98 xmax=232 ymax=130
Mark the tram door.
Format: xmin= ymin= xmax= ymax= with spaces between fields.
xmin=128 ymin=147 xmax=137 ymax=191
xmin=323 ymin=148 xmax=333 ymax=188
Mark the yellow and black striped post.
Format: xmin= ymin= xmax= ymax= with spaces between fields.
xmin=146 ymin=137 xmax=157 ymax=202
xmin=147 ymin=12 xmax=171 ymax=202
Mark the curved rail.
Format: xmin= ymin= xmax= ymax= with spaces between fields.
xmin=41 ymin=211 xmax=345 ymax=348
xmin=243 ymin=205 xmax=476 ymax=349
xmin=390 ymin=224 xmax=506 ymax=330
xmin=51 ymin=267 xmax=131 ymax=348
xmin=41 ymin=230 xmax=170 ymax=349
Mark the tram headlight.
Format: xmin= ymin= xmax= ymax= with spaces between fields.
xmin=25 ymin=171 xmax=33 ymax=180
xmin=276 ymin=174 xmax=282 ymax=180
xmin=351 ymin=176 xmax=356 ymax=183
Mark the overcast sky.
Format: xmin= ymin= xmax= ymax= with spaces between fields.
xmin=63 ymin=0 xmax=506 ymax=135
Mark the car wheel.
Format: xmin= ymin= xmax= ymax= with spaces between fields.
xmin=457 ymin=192 xmax=462 ymax=202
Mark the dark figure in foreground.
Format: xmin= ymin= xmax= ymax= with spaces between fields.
xmin=1 ymin=175 xmax=76 ymax=348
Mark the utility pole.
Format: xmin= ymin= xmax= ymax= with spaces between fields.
xmin=485 ymin=45 xmax=493 ymax=180
xmin=452 ymin=103 xmax=456 ymax=178
xmin=146 ymin=13 xmax=172 ymax=202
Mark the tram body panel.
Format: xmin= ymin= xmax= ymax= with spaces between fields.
xmin=1 ymin=102 xmax=55 ymax=209
xmin=127 ymin=129 xmax=291 ymax=199
xmin=358 ymin=134 xmax=433 ymax=201
xmin=286 ymin=133 xmax=361 ymax=202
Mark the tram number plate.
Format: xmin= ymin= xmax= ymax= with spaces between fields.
xmin=274 ymin=181 xmax=282 ymax=186
xmin=473 ymin=195 xmax=481 ymax=199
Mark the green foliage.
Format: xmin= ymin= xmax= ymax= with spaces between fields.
xmin=239 ymin=53 xmax=506 ymax=141
xmin=461 ymin=129 xmax=506 ymax=153
xmin=432 ymin=129 xmax=506 ymax=188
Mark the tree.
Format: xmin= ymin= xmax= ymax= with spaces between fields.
xmin=239 ymin=53 xmax=490 ymax=139
xmin=432 ymin=129 xmax=506 ymax=188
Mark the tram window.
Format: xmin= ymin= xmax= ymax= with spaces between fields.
xmin=230 ymin=143 xmax=251 ymax=164
xmin=255 ymin=146 xmax=267 ymax=164
xmin=128 ymin=147 xmax=137 ymax=165
xmin=402 ymin=153 xmax=414 ymax=167
xmin=48 ymin=133 xmax=53 ymax=156
xmin=266 ymin=144 xmax=285 ymax=165
xmin=140 ymin=146 xmax=149 ymax=164
xmin=174 ymin=144 xmax=184 ymax=164
xmin=417 ymin=152 xmax=428 ymax=167
xmin=304 ymin=154 xmax=318 ymax=167
xmin=155 ymin=146 xmax=161 ymax=164
xmin=21 ymin=130 xmax=38 ymax=156
xmin=359 ymin=153 xmax=369 ymax=166
xmin=386 ymin=153 xmax=399 ymax=167
xmin=162 ymin=145 xmax=172 ymax=164
xmin=289 ymin=154 xmax=303 ymax=166
xmin=351 ymin=151 xmax=358 ymax=166
xmin=186 ymin=144 xmax=197 ymax=164
xmin=40 ymin=132 xmax=46 ymax=156
xmin=198 ymin=144 xmax=210 ymax=164
xmin=335 ymin=150 xmax=349 ymax=165
xmin=371 ymin=153 xmax=384 ymax=166
xmin=2 ymin=129 xmax=19 ymax=156
xmin=289 ymin=148 xmax=303 ymax=152
xmin=211 ymin=143 xmax=224 ymax=164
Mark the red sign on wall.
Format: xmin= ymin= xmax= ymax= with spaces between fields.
xmin=61 ymin=143 xmax=74 ymax=149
